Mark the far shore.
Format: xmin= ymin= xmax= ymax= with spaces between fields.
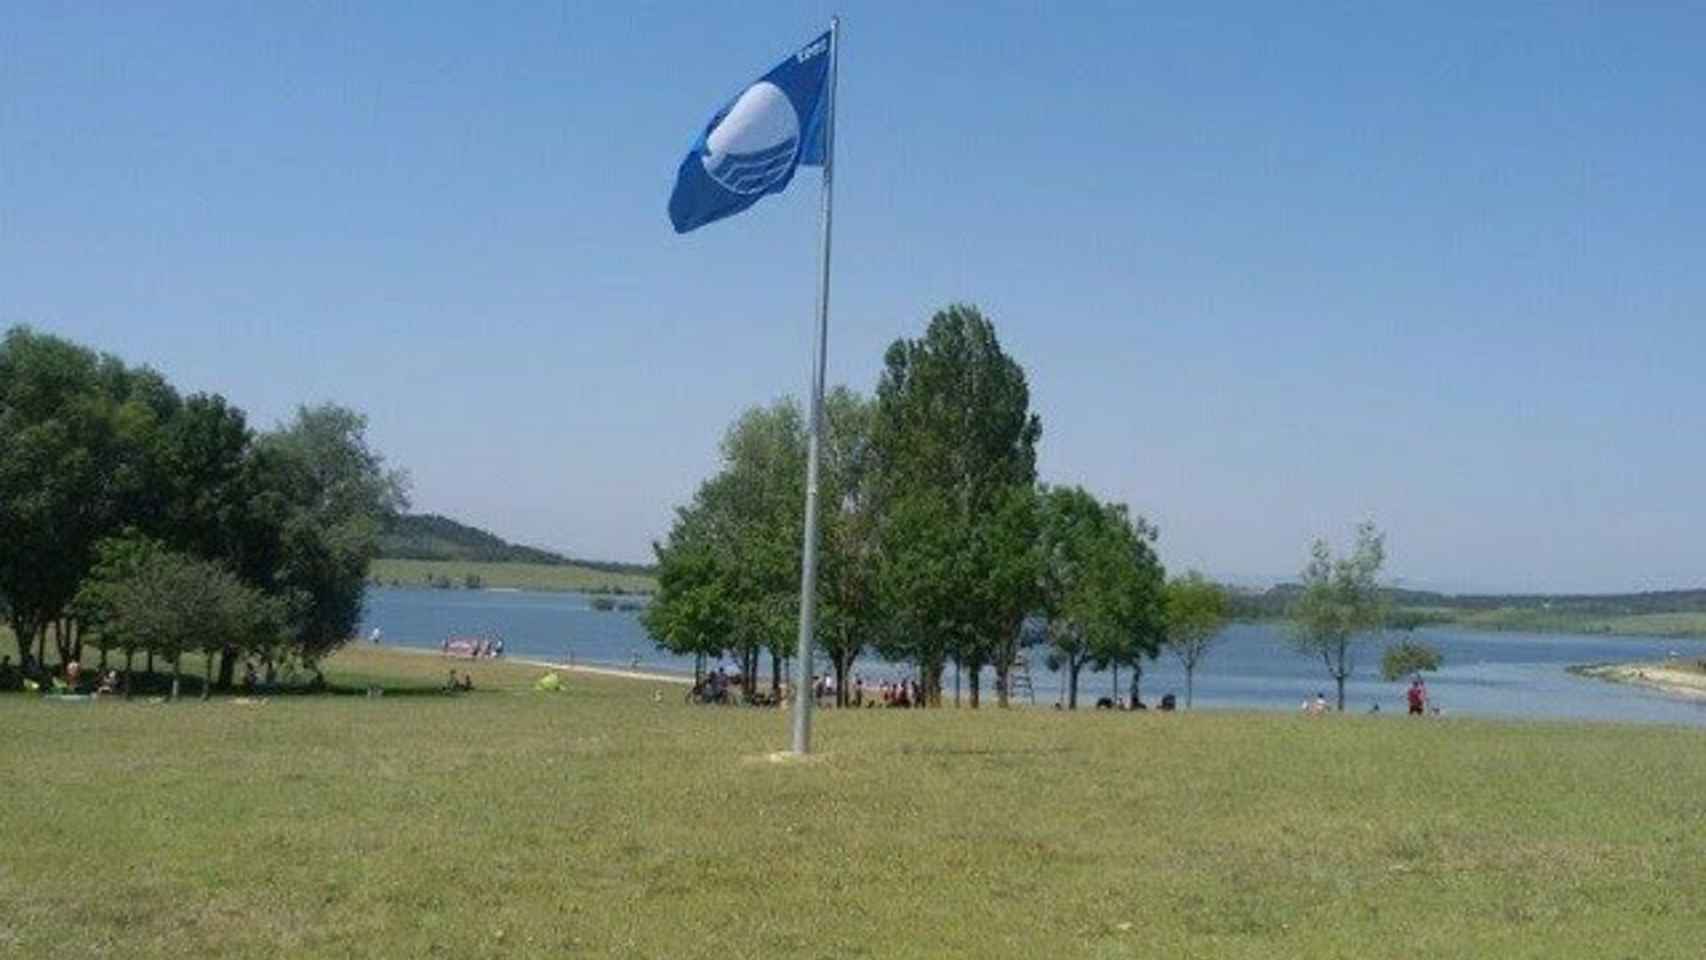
xmin=1570 ymin=660 xmax=1706 ymax=701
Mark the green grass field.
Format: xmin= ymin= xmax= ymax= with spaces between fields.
xmin=1440 ymin=607 xmax=1706 ymax=638
xmin=370 ymin=557 xmax=656 ymax=594
xmin=4 ymin=648 xmax=1704 ymax=958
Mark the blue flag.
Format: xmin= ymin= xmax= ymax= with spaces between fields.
xmin=669 ymin=31 xmax=832 ymax=234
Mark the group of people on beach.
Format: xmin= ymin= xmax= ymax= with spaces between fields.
xmin=811 ymin=674 xmax=924 ymax=708
xmin=441 ymin=635 xmax=504 ymax=659
xmin=1090 ymin=693 xmax=1174 ymax=711
xmin=689 ymin=670 xmax=934 ymax=709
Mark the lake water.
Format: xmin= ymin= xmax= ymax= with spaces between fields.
xmin=360 ymin=587 xmax=1706 ymax=727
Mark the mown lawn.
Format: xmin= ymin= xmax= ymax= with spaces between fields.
xmin=3 ymin=647 xmax=1703 ymax=958
xmin=369 ymin=557 xmax=655 ymax=594
xmin=1448 ymin=607 xmax=1706 ymax=638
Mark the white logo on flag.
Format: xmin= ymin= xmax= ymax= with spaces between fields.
xmin=702 ymin=81 xmax=799 ymax=196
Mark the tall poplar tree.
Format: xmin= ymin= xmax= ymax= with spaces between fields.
xmin=872 ymin=305 xmax=1042 ymax=706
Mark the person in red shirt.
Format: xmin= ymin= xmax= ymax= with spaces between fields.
xmin=1407 ymin=678 xmax=1427 ymax=716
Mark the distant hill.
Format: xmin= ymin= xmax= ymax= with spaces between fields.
xmin=379 ymin=513 xmax=655 ymax=576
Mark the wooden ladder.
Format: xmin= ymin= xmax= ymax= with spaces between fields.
xmin=1008 ymin=654 xmax=1036 ymax=705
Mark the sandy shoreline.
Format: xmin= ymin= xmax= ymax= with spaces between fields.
xmin=379 ymin=643 xmax=693 ymax=686
xmin=512 ymin=657 xmax=693 ymax=686
xmin=1572 ymin=661 xmax=1706 ymax=701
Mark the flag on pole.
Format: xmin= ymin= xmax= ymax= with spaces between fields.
xmin=668 ymin=31 xmax=833 ymax=234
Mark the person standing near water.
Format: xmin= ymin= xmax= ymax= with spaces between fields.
xmin=1407 ymin=678 xmax=1427 ymax=716
xmin=370 ymin=626 xmax=382 ymax=645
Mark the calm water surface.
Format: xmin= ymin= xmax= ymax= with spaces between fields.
xmin=361 ymin=587 xmax=1706 ymax=727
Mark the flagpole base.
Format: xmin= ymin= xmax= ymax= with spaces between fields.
xmin=753 ymin=750 xmax=825 ymax=765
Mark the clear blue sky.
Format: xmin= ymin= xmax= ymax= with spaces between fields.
xmin=5 ymin=3 xmax=1702 ymax=593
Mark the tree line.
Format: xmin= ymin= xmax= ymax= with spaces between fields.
xmin=0 ymin=326 xmax=405 ymax=697
xmin=643 ymin=305 xmax=1234 ymax=709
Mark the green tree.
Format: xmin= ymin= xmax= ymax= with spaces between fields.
xmin=716 ymin=400 xmax=808 ymax=698
xmin=642 ymin=537 xmax=736 ymax=684
xmin=259 ymin=405 xmax=408 ymax=671
xmin=72 ymin=534 xmax=163 ymax=692
xmin=1381 ymin=640 xmax=1443 ymax=683
xmin=0 ymin=327 xmax=179 ymax=665
xmin=193 ymin=569 xmax=283 ymax=700
xmin=75 ymin=543 xmax=277 ymax=701
xmin=647 ymin=391 xmax=888 ymax=703
xmin=872 ymin=305 xmax=1041 ymax=706
xmin=1290 ymin=521 xmax=1388 ymax=712
xmin=1091 ymin=512 xmax=1166 ymax=707
xmin=1037 ymin=486 xmax=1164 ymax=709
xmin=152 ymin=392 xmax=270 ymax=686
xmin=1163 ymin=572 xmax=1228 ymax=708
xmin=645 ymin=399 xmax=806 ymax=700
xmin=974 ymin=485 xmax=1045 ymax=708
xmin=815 ymin=388 xmax=884 ymax=705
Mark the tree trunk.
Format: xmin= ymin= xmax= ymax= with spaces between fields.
xmin=1067 ymin=658 xmax=1082 ymax=709
xmin=693 ymin=652 xmax=705 ymax=688
xmin=1112 ymin=663 xmax=1120 ymax=704
xmin=170 ymin=655 xmax=182 ymax=702
xmin=202 ymin=653 xmax=214 ymax=701
xmin=9 ymin=616 xmax=28 ymax=662
xmin=1129 ymin=662 xmax=1142 ymax=707
xmin=1186 ymin=667 xmax=1195 ymax=709
xmin=769 ymin=650 xmax=782 ymax=701
xmin=1335 ymin=672 xmax=1346 ymax=712
xmin=968 ymin=659 xmax=982 ymax=709
xmin=833 ymin=654 xmax=851 ymax=708
xmin=995 ymin=662 xmax=1011 ymax=708
xmin=35 ymin=626 xmax=47 ymax=669
xmin=147 ymin=649 xmax=155 ymax=675
xmin=217 ymin=646 xmax=237 ymax=690
xmin=124 ymin=649 xmax=134 ymax=701
xmin=99 ymin=645 xmax=109 ymax=670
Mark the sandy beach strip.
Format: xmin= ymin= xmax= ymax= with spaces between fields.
xmin=1572 ymin=662 xmax=1706 ymax=701
xmin=377 ymin=642 xmax=694 ymax=685
xmin=511 ymin=657 xmax=693 ymax=686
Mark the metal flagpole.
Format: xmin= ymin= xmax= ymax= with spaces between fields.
xmin=790 ymin=15 xmax=839 ymax=755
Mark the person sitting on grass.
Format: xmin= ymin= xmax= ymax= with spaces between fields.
xmin=459 ymin=673 xmax=474 ymax=692
xmin=96 ymin=670 xmax=119 ymax=696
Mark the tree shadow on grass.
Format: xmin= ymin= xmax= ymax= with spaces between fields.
xmin=0 ymin=670 xmax=463 ymax=701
